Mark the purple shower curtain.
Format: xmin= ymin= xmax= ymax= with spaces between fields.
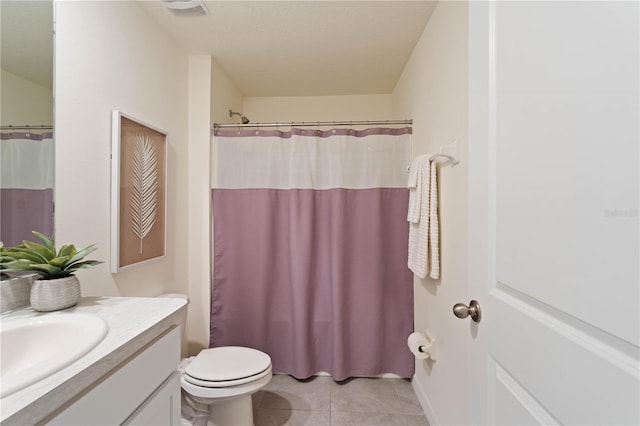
xmin=0 ymin=132 xmax=54 ymax=246
xmin=0 ymin=189 xmax=54 ymax=246
xmin=210 ymin=127 xmax=414 ymax=380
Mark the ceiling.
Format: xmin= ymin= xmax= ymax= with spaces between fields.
xmin=139 ymin=1 xmax=437 ymax=97
xmin=0 ymin=1 xmax=436 ymax=97
xmin=0 ymin=0 xmax=53 ymax=89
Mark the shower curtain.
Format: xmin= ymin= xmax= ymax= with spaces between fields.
xmin=211 ymin=127 xmax=414 ymax=380
xmin=0 ymin=132 xmax=54 ymax=246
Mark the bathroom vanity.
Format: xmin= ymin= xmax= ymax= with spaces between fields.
xmin=0 ymin=296 xmax=187 ymax=425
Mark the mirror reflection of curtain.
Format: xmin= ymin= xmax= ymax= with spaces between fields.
xmin=211 ymin=127 xmax=414 ymax=380
xmin=0 ymin=131 xmax=54 ymax=246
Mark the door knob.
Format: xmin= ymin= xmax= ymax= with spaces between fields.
xmin=453 ymin=300 xmax=481 ymax=323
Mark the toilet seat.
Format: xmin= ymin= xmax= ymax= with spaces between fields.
xmin=181 ymin=369 xmax=272 ymax=400
xmin=184 ymin=366 xmax=271 ymax=388
xmin=183 ymin=346 xmax=272 ymax=388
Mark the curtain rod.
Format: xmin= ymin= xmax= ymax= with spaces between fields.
xmin=213 ymin=119 xmax=412 ymax=129
xmin=0 ymin=125 xmax=53 ymax=130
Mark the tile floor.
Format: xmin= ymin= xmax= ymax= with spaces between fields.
xmin=252 ymin=374 xmax=429 ymax=426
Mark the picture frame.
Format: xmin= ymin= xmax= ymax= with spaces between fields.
xmin=110 ymin=111 xmax=167 ymax=273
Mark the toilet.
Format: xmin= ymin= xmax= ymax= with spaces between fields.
xmin=158 ymin=294 xmax=272 ymax=426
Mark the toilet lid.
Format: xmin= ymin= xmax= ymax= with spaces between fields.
xmin=185 ymin=346 xmax=271 ymax=382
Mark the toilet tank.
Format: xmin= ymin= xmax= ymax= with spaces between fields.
xmin=157 ymin=293 xmax=189 ymax=358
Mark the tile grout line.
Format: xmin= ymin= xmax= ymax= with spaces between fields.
xmin=256 ymin=375 xmax=427 ymax=425
xmin=329 ymin=376 xmax=332 ymax=425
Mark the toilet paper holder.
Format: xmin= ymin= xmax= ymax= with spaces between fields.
xmin=418 ymin=329 xmax=437 ymax=361
xmin=408 ymin=329 xmax=437 ymax=361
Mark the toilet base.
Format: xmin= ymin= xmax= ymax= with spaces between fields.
xmin=179 ymin=356 xmax=272 ymax=426
xmin=208 ymin=395 xmax=253 ymax=426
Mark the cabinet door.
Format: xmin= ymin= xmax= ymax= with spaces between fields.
xmin=125 ymin=372 xmax=181 ymax=426
xmin=49 ymin=326 xmax=180 ymax=425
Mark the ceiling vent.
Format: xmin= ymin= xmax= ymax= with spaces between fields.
xmin=161 ymin=0 xmax=210 ymax=17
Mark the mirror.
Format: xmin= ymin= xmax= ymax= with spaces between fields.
xmin=0 ymin=0 xmax=54 ymax=246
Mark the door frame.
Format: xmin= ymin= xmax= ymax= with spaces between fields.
xmin=467 ymin=1 xmax=495 ymax=421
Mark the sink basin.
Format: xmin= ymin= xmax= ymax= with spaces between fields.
xmin=0 ymin=314 xmax=108 ymax=397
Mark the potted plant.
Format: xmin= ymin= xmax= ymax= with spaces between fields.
xmin=0 ymin=242 xmax=10 ymax=280
xmin=1 ymin=242 xmax=35 ymax=312
xmin=0 ymin=232 xmax=102 ymax=312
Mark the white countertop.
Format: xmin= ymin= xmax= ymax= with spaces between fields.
xmin=0 ymin=296 xmax=187 ymax=425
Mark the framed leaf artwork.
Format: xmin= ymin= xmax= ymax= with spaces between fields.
xmin=110 ymin=111 xmax=167 ymax=272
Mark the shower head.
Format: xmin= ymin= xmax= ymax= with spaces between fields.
xmin=229 ymin=109 xmax=250 ymax=124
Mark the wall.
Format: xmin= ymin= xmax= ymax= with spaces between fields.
xmin=55 ymin=1 xmax=188 ymax=298
xmin=392 ymin=1 xmax=469 ymax=425
xmin=211 ymin=60 xmax=244 ymax=125
xmin=243 ymin=95 xmax=393 ymax=123
xmin=186 ymin=57 xmax=244 ymax=354
xmin=0 ymin=69 xmax=53 ymax=126
xmin=186 ymin=55 xmax=212 ymax=356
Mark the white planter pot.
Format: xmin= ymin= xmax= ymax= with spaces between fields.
xmin=30 ymin=275 xmax=81 ymax=312
xmin=0 ymin=275 xmax=34 ymax=313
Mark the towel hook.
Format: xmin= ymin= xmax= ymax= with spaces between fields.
xmin=429 ymin=139 xmax=460 ymax=166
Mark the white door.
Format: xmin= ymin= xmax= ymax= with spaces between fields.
xmin=467 ymin=2 xmax=639 ymax=425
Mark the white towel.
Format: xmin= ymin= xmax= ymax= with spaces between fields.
xmin=407 ymin=156 xmax=424 ymax=223
xmin=427 ymin=160 xmax=440 ymax=279
xmin=407 ymin=156 xmax=421 ymax=188
xmin=407 ymin=157 xmax=440 ymax=279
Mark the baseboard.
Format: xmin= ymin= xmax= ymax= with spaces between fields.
xmin=411 ymin=374 xmax=440 ymax=426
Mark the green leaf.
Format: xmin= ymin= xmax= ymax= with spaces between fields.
xmin=0 ymin=248 xmax=17 ymax=263
xmin=3 ymin=259 xmax=31 ymax=268
xmin=66 ymin=244 xmax=97 ymax=265
xmin=2 ymin=259 xmax=36 ymax=272
xmin=58 ymin=244 xmax=76 ymax=259
xmin=30 ymin=263 xmax=61 ymax=277
xmin=49 ymin=256 xmax=71 ymax=268
xmin=65 ymin=259 xmax=103 ymax=272
xmin=32 ymin=231 xmax=55 ymax=253
xmin=1 ymin=251 xmax=43 ymax=263
xmin=22 ymin=240 xmax=54 ymax=261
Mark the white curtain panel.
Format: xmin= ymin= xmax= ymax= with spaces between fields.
xmin=212 ymin=128 xmax=411 ymax=190
xmin=1 ymin=136 xmax=54 ymax=189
